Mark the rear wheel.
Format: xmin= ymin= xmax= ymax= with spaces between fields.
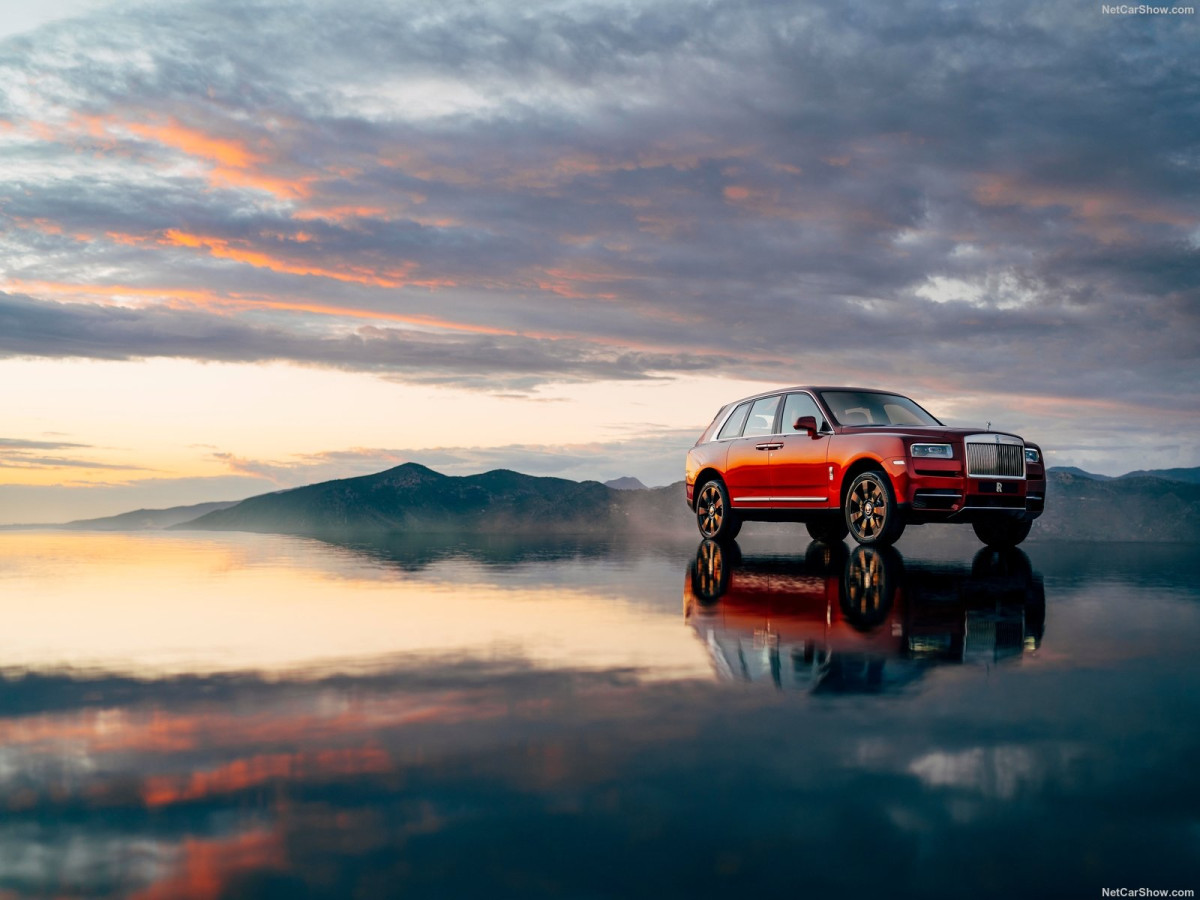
xmin=695 ymin=480 xmax=741 ymax=542
xmin=844 ymin=471 xmax=906 ymax=547
xmin=972 ymin=516 xmax=1032 ymax=549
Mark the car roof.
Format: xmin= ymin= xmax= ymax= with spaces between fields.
xmin=727 ymin=386 xmax=907 ymax=405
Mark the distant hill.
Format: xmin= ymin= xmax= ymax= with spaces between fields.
xmin=1118 ymin=467 xmax=1200 ymax=484
xmin=1049 ymin=465 xmax=1200 ymax=484
xmin=10 ymin=463 xmax=1191 ymax=542
xmin=1048 ymin=466 xmax=1112 ymax=480
xmin=60 ymin=501 xmax=239 ymax=531
xmin=0 ymin=500 xmax=240 ymax=532
xmin=173 ymin=463 xmax=1200 ymax=543
xmin=604 ymin=476 xmax=648 ymax=491
xmin=1034 ymin=471 xmax=1200 ymax=542
xmin=179 ymin=463 xmax=685 ymax=537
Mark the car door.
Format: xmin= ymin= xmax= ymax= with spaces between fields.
xmin=724 ymin=394 xmax=782 ymax=505
xmin=770 ymin=392 xmax=831 ymax=505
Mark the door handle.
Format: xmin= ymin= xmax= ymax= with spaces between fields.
xmin=755 ymin=442 xmax=783 ymax=451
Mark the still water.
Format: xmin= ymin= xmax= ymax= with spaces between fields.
xmin=0 ymin=530 xmax=1196 ymax=898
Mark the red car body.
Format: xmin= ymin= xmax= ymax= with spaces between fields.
xmin=685 ymin=386 xmax=1045 ymax=547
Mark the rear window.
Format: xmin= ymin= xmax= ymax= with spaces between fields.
xmin=742 ymin=395 xmax=782 ymax=438
xmin=716 ymin=402 xmax=752 ymax=439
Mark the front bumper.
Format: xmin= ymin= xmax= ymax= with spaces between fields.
xmin=897 ymin=459 xmax=1045 ymax=523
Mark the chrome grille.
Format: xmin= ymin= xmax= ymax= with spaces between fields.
xmin=966 ymin=442 xmax=1025 ymax=478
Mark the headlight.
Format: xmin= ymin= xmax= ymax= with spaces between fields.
xmin=911 ymin=443 xmax=953 ymax=459
xmin=1024 ymin=447 xmax=1040 ymax=464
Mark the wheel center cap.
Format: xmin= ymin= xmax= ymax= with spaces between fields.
xmin=864 ymin=502 xmax=875 ymax=516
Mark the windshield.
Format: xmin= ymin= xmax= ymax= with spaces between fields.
xmin=819 ymin=391 xmax=942 ymax=427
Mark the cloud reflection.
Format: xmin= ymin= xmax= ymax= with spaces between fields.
xmin=0 ymin=534 xmax=1197 ymax=895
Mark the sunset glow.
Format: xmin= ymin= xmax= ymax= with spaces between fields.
xmin=0 ymin=0 xmax=1196 ymax=522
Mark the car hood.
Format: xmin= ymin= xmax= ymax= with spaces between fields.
xmin=838 ymin=425 xmax=1028 ymax=443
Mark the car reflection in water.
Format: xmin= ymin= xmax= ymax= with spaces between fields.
xmin=684 ymin=539 xmax=1046 ymax=694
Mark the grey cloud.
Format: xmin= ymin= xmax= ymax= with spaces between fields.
xmin=0 ymin=438 xmax=90 ymax=450
xmin=0 ymin=0 xmax=1195 ymax=453
xmin=0 ymin=292 xmax=725 ymax=388
xmin=0 ymin=436 xmax=150 ymax=472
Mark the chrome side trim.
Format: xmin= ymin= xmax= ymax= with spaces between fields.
xmin=733 ymin=496 xmax=827 ymax=502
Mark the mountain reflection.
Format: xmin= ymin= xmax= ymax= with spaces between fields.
xmin=684 ymin=540 xmax=1046 ymax=693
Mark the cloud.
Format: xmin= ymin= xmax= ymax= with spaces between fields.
xmin=0 ymin=291 xmax=726 ymax=389
xmin=0 ymin=435 xmax=151 ymax=472
xmin=0 ymin=437 xmax=89 ymax=450
xmin=208 ymin=430 xmax=700 ymax=489
xmin=0 ymin=0 xmax=1194 ymax=425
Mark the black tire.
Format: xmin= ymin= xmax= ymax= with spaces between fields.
xmin=972 ymin=517 xmax=1032 ymax=549
xmin=844 ymin=470 xmax=906 ymax=547
xmin=695 ymin=480 xmax=741 ymax=542
xmin=806 ymin=515 xmax=849 ymax=544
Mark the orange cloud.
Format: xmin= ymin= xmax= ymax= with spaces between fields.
xmin=16 ymin=112 xmax=310 ymax=200
xmin=126 ymin=120 xmax=258 ymax=169
xmin=1 ymin=278 xmax=234 ymax=308
xmin=975 ymin=173 xmax=1196 ymax=241
xmin=2 ymin=277 xmax=523 ymax=337
xmin=125 ymin=118 xmax=311 ymax=199
xmin=292 ymin=204 xmax=390 ymax=224
xmin=160 ymin=229 xmax=450 ymax=289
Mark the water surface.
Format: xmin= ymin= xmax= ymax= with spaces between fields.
xmin=0 ymin=530 xmax=1195 ymax=898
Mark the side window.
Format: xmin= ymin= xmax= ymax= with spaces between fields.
xmin=781 ymin=393 xmax=826 ymax=433
xmin=742 ymin=395 xmax=781 ymax=438
xmin=717 ymin=401 xmax=752 ymax=439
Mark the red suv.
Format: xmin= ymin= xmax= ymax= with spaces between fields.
xmin=685 ymin=387 xmax=1045 ymax=547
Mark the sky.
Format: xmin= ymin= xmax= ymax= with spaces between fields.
xmin=1 ymin=0 xmax=1197 ymax=523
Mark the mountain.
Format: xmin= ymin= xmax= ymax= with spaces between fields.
xmin=1048 ymin=466 xmax=1112 ymax=480
xmin=1048 ymin=465 xmax=1200 ymax=485
xmin=1118 ymin=467 xmax=1200 ymax=484
xmin=1033 ymin=470 xmax=1200 ymax=542
xmin=179 ymin=463 xmax=685 ymax=536
xmin=604 ymin=476 xmax=648 ymax=491
xmin=0 ymin=500 xmax=241 ymax=532
xmin=60 ymin=501 xmax=240 ymax=531
xmin=175 ymin=463 xmax=1200 ymax=543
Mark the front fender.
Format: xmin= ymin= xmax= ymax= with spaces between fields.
xmin=829 ymin=435 xmax=911 ymax=507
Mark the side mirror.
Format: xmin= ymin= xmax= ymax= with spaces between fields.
xmin=795 ymin=415 xmax=819 ymax=438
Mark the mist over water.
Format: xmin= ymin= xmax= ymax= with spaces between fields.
xmin=0 ymin=530 xmax=1196 ymax=898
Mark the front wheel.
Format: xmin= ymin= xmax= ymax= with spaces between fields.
xmin=972 ymin=517 xmax=1032 ymax=549
xmin=844 ymin=471 xmax=906 ymax=547
xmin=695 ymin=480 xmax=741 ymax=542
